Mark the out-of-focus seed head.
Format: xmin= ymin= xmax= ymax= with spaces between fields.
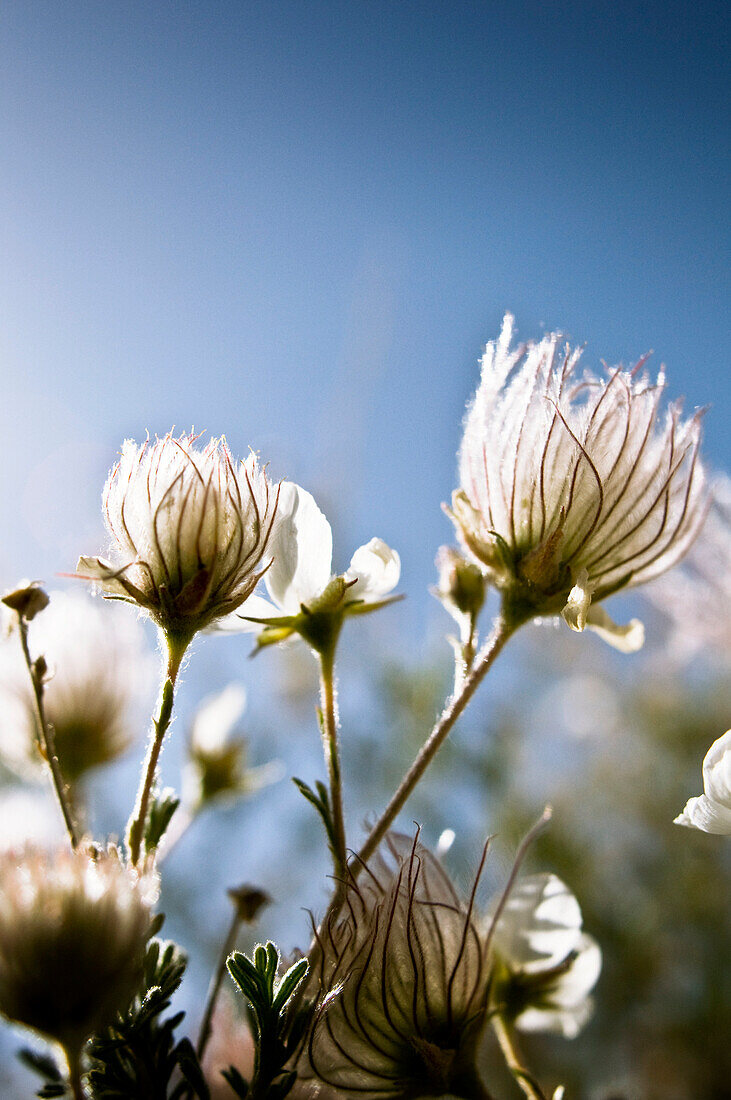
xmin=0 ymin=843 xmax=157 ymax=1055
xmin=0 ymin=590 xmax=155 ymax=784
xmin=302 ymin=833 xmax=491 ymax=1099
xmin=452 ymin=315 xmax=707 ymax=649
xmin=78 ymin=433 xmax=280 ymax=650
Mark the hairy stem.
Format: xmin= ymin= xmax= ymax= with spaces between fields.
xmin=358 ymin=612 xmax=516 ymax=865
xmin=66 ymin=1046 xmax=86 ymax=1100
xmin=491 ymin=1014 xmax=548 ymax=1100
xmin=126 ymin=642 xmax=185 ymax=866
xmin=17 ymin=615 xmax=79 ymax=849
xmin=319 ymin=650 xmax=348 ymax=901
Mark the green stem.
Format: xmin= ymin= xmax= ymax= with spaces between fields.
xmin=17 ymin=615 xmax=79 ymax=849
xmin=319 ymin=650 xmax=348 ymax=899
xmin=126 ymin=643 xmax=185 ymax=866
xmin=196 ymin=907 xmax=243 ymax=1064
xmin=491 ymin=1014 xmax=547 ymax=1100
xmin=357 ymin=612 xmax=516 ymax=865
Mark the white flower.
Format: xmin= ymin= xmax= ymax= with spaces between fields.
xmin=78 ymin=432 xmax=280 ymax=647
xmin=643 ymin=473 xmax=731 ymax=664
xmin=183 ymin=683 xmax=282 ymax=808
xmin=492 ymin=872 xmax=601 ymax=1039
xmin=223 ymin=482 xmax=400 ymax=640
xmin=452 ymin=314 xmax=707 ymax=650
xmin=0 ymin=590 xmax=155 ymax=784
xmin=0 ymin=844 xmax=156 ymax=1055
xmin=675 ymin=730 xmax=731 ymax=835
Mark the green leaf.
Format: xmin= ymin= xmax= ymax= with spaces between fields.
xmin=144 ymin=787 xmax=180 ymax=855
xmin=272 ymin=957 xmax=309 ymax=1013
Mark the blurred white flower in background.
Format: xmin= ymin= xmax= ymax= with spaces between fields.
xmin=675 ymin=730 xmax=731 ymax=835
xmin=643 ymin=473 xmax=731 ymax=665
xmin=182 ymin=683 xmax=283 ymax=811
xmin=0 ymin=788 xmax=60 ymax=851
xmin=451 ymin=314 xmax=707 ymax=651
xmin=78 ymin=432 xmax=280 ymax=652
xmin=492 ymin=872 xmax=602 ymax=1038
xmin=0 ymin=590 xmax=155 ymax=786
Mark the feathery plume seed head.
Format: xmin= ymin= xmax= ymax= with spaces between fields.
xmin=0 ymin=844 xmax=156 ymax=1056
xmin=78 ymin=432 xmax=280 ymax=652
xmin=451 ymin=315 xmax=707 ymax=650
xmin=0 ymin=590 xmax=154 ymax=784
xmin=303 ymin=833 xmax=491 ymax=1099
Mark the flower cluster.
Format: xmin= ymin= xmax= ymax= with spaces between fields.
xmin=451 ymin=315 xmax=707 ymax=649
xmin=79 ymin=433 xmax=280 ymax=650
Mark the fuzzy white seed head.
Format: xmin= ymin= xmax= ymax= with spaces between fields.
xmin=78 ymin=433 xmax=280 ymax=646
xmin=0 ymin=844 xmax=156 ymax=1054
xmin=453 ymin=315 xmax=707 ymax=649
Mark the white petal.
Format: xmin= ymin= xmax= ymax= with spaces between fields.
xmin=344 ymin=538 xmax=401 ymax=602
xmin=561 ymin=569 xmax=593 ymax=633
xmin=493 ymin=873 xmax=583 ymax=974
xmin=190 ymin=684 xmax=246 ymax=754
xmin=211 ymin=594 xmax=280 ymax=633
xmin=76 ymin=555 xmax=132 ymax=599
xmin=702 ymin=729 xmax=731 ymax=809
xmin=516 ymin=999 xmax=594 ymax=1039
xmin=675 ymin=794 xmax=731 ymax=835
xmin=585 ymin=606 xmax=645 ymax=653
xmin=265 ymin=483 xmax=333 ymax=612
xmin=550 ymin=934 xmax=602 ymax=1007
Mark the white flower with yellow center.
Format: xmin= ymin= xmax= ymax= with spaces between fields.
xmin=451 ymin=315 xmax=707 ymax=651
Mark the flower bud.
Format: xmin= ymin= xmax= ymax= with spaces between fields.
xmin=434 ymin=545 xmax=487 ymax=636
xmin=2 ymin=581 xmax=49 ymax=622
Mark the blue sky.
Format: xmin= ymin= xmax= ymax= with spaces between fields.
xmin=0 ymin=4 xmax=729 ymax=1088
xmin=1 ymin=0 xmax=728 ymax=618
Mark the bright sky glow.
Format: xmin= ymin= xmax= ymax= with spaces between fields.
xmin=0 ymin=1 xmax=728 ymax=619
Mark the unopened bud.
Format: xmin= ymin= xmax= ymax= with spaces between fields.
xmin=228 ymin=884 xmax=271 ymax=924
xmin=2 ymin=581 xmax=49 ymax=621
